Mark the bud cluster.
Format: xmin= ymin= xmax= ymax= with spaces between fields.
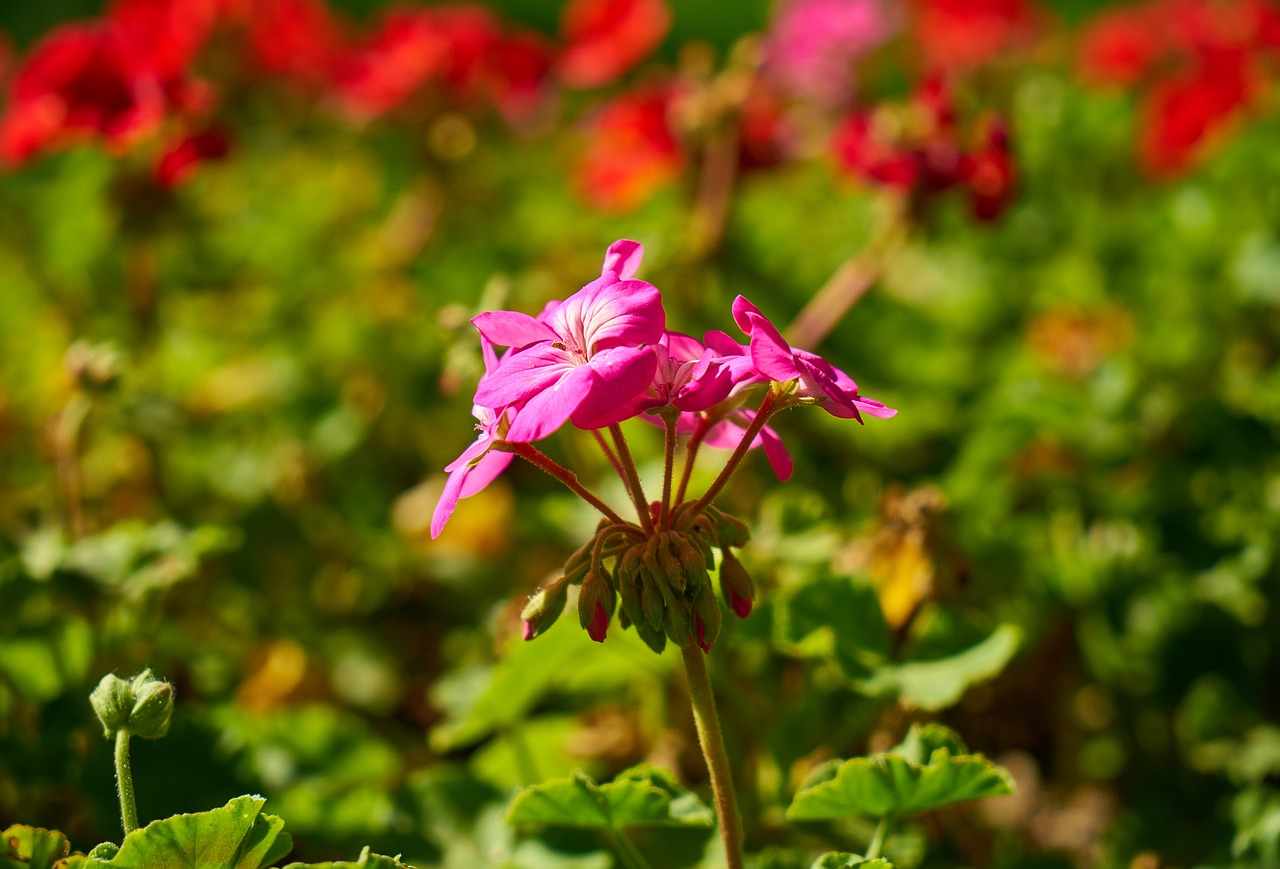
xmin=522 ymin=503 xmax=757 ymax=654
xmin=89 ymin=669 xmax=175 ymax=740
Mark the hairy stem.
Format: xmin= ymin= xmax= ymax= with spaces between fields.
xmin=660 ymin=416 xmax=678 ymax=530
xmin=55 ymin=392 xmax=91 ymax=541
xmin=496 ymin=442 xmax=628 ymax=526
xmin=682 ymin=644 xmax=745 ymax=869
xmin=689 ymin=392 xmax=779 ymax=516
xmin=674 ymin=415 xmax=711 ymax=505
xmin=609 ymin=425 xmax=653 ymax=533
xmin=115 ymin=730 xmax=139 ymax=835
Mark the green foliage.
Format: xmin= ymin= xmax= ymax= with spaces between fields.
xmin=281 ymin=847 xmax=417 ymax=869
xmin=787 ymin=725 xmax=1014 ymax=821
xmin=506 ymin=766 xmax=713 ymax=831
xmin=809 ymin=857 xmax=894 ymax=869
xmin=0 ymin=826 xmax=71 ymax=869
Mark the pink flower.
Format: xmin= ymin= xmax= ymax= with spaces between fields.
xmin=430 ymin=340 xmax=516 ymax=539
xmin=471 ymin=240 xmax=666 ymax=442
xmin=609 ymin=331 xmax=741 ymax=423
xmin=765 ymin=0 xmax=898 ymax=105
xmin=732 ymin=295 xmax=896 ymax=422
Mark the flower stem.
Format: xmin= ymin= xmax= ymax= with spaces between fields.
xmin=674 ymin=415 xmax=710 ymax=505
xmin=606 ymin=830 xmax=655 ymax=869
xmin=660 ymin=415 xmax=678 ymax=530
xmin=498 ymin=442 xmax=628 ymax=526
xmin=55 ymin=391 xmax=91 ymax=541
xmin=115 ymin=730 xmax=139 ymax=835
xmin=681 ymin=644 xmax=745 ymax=869
xmin=609 ymin=425 xmax=653 ymax=533
xmin=689 ymin=392 xmax=779 ymax=516
xmin=865 ymin=818 xmax=889 ymax=860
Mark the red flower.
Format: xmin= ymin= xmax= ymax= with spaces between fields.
xmin=335 ymin=9 xmax=452 ymax=118
xmin=0 ymin=23 xmax=166 ymax=166
xmin=576 ymin=84 xmax=684 ymax=211
xmin=154 ymin=125 xmax=231 ymax=187
xmin=962 ymin=119 xmax=1015 ymax=220
xmin=107 ymin=0 xmax=221 ymax=80
xmin=913 ymin=0 xmax=1039 ymax=71
xmin=1139 ymin=49 xmax=1257 ymax=175
xmin=245 ymin=0 xmax=347 ymax=86
xmin=558 ymin=0 xmax=671 ymax=88
xmin=1077 ymin=4 xmax=1166 ymax=85
xmin=486 ymin=31 xmax=556 ymax=122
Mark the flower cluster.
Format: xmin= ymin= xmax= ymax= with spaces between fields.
xmin=432 ymin=240 xmax=895 ymax=653
xmin=831 ymin=75 xmax=1015 ymax=220
xmin=1077 ymin=0 xmax=1280 ymax=176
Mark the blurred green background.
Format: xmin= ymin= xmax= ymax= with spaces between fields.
xmin=1 ymin=1 xmax=1279 ymax=868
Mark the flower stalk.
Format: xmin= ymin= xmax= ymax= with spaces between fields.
xmin=114 ymin=730 xmax=139 ymax=835
xmin=682 ymin=643 xmax=745 ymax=869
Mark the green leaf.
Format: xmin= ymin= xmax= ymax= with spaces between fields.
xmin=809 ymin=856 xmax=895 ymax=869
xmin=857 ymin=625 xmax=1021 ymax=710
xmin=282 ymin=846 xmax=417 ymax=869
xmin=507 ymin=766 xmax=713 ymax=831
xmin=0 ymin=826 xmax=71 ymax=869
xmin=787 ymin=725 xmax=1014 ymax=821
xmin=774 ymin=575 xmax=889 ymax=679
xmin=79 ymin=796 xmax=289 ymax=869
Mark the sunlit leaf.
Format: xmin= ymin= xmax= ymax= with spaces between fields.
xmin=507 ymin=766 xmax=713 ymax=830
xmin=787 ymin=725 xmax=1013 ymax=821
xmin=282 ymin=846 xmax=417 ymax=869
xmin=857 ymin=625 xmax=1021 ymax=710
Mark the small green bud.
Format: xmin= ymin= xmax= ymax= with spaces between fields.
xmin=709 ymin=508 xmax=751 ymax=548
xmin=639 ymin=567 xmax=667 ymax=632
xmin=90 ymin=669 xmax=174 ymax=740
xmin=662 ymin=597 xmax=691 ymax=646
xmin=655 ymin=535 xmax=687 ymax=592
xmin=88 ymin=843 xmax=120 ymax=861
xmin=693 ymin=586 xmax=722 ymax=653
xmin=521 ymin=580 xmax=569 ymax=641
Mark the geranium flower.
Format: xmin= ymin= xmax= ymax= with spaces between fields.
xmin=0 ymin=24 xmax=167 ymax=166
xmin=245 ymin=0 xmax=347 ymax=86
xmin=154 ymin=126 xmax=231 ymax=187
xmin=431 ymin=339 xmax=516 ymax=539
xmin=732 ymin=295 xmax=896 ymax=421
xmin=576 ymin=83 xmax=684 ymax=211
xmin=609 ymin=331 xmax=741 ymax=423
xmin=912 ymin=0 xmax=1039 ymax=72
xmin=764 ymin=0 xmax=898 ymax=106
xmin=471 ymin=239 xmax=665 ymax=442
xmin=558 ymin=0 xmax=671 ymax=88
xmin=692 ymin=408 xmax=794 ymax=482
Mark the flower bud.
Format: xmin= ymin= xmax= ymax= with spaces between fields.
xmin=673 ymin=535 xmax=711 ymax=588
xmin=662 ymin=595 xmax=690 ymax=646
xmin=719 ymin=549 xmax=755 ymax=619
xmin=521 ymin=580 xmax=569 ymax=641
xmin=693 ymin=586 xmax=722 ymax=652
xmin=90 ymin=669 xmax=174 ymax=740
xmin=577 ymin=569 xmax=615 ymax=643
xmin=655 ymin=534 xmax=687 ymax=592
xmin=709 ymin=508 xmax=751 ymax=548
xmin=639 ymin=566 xmax=667 ymax=632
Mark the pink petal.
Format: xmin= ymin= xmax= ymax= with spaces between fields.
xmin=759 ymin=423 xmax=794 ymax=481
xmin=444 ymin=435 xmax=494 ymax=473
xmin=503 ymin=362 xmax=595 ymax=442
xmin=570 ymin=345 xmax=659 ymax=429
xmin=855 ymin=396 xmax=898 ymax=418
xmin=744 ymin=312 xmax=805 ymax=381
xmin=430 ymin=465 xmax=468 ymax=539
xmin=601 ymin=238 xmax=644 ymax=279
xmin=472 ymin=310 xmax=558 ymax=349
xmin=458 ymin=450 xmax=514 ymax=498
xmin=731 ymin=295 xmax=768 ymax=335
xmin=548 ymin=278 xmax=666 ymax=355
xmin=474 ymin=343 xmax=575 ymax=409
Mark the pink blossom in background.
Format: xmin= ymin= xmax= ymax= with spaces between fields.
xmin=471 ymin=239 xmax=665 ymax=442
xmin=764 ymin=0 xmax=898 ymax=105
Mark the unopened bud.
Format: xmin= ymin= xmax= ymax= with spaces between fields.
xmin=719 ymin=549 xmax=755 ymax=619
xmin=655 ymin=535 xmax=687 ymax=592
xmin=674 ymin=535 xmax=710 ymax=588
xmin=663 ymin=596 xmax=690 ymax=646
xmin=639 ymin=567 xmax=667 ymax=632
xmin=709 ymin=509 xmax=751 ymax=548
xmin=90 ymin=669 xmax=174 ymax=740
xmin=693 ymin=587 xmax=722 ymax=652
xmin=521 ymin=580 xmax=568 ymax=641
xmin=577 ymin=570 xmax=615 ymax=643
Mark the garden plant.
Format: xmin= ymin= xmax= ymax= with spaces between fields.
xmin=1 ymin=0 xmax=1279 ymax=868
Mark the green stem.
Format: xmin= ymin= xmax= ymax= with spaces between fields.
xmin=865 ymin=818 xmax=889 ymax=860
xmin=674 ymin=415 xmax=710 ymax=505
xmin=609 ymin=425 xmax=653 ymax=533
xmin=659 ymin=415 xmax=677 ymax=530
xmin=689 ymin=392 xmax=780 ymax=517
xmin=496 ymin=442 xmax=628 ymax=526
xmin=115 ymin=730 xmax=139 ymax=835
xmin=681 ymin=644 xmax=745 ymax=869
xmin=606 ymin=829 xmax=655 ymax=869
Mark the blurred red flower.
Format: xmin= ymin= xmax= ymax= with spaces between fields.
xmin=576 ymin=83 xmax=683 ymax=211
xmin=154 ymin=125 xmax=231 ymax=187
xmin=913 ymin=0 xmax=1039 ymax=71
xmin=246 ymin=0 xmax=347 ymax=85
xmin=558 ymin=0 xmax=671 ymax=88
xmin=0 ymin=24 xmax=167 ymax=166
